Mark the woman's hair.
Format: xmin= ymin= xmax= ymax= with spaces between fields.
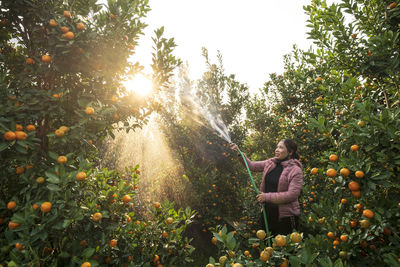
xmin=283 ymin=139 xmax=300 ymax=159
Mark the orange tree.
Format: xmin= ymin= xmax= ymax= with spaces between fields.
xmin=205 ymin=0 xmax=400 ymax=266
xmin=155 ymin=49 xmax=272 ymax=262
xmin=0 ymin=0 xmax=196 ymax=266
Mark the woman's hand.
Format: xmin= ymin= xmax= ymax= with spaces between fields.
xmin=257 ymin=193 xmax=266 ymax=203
xmin=229 ymin=143 xmax=238 ymax=152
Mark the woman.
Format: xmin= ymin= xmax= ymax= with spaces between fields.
xmin=230 ymin=139 xmax=303 ymax=236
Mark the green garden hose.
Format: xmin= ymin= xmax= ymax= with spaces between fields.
xmin=237 ymin=147 xmax=272 ymax=247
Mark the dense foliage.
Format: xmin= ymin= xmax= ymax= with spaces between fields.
xmin=0 ymin=0 xmax=194 ymax=266
xmin=157 ymin=0 xmax=400 ymax=266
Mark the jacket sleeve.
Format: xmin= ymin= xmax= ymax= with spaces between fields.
xmin=238 ymin=153 xmax=267 ymax=172
xmin=260 ymin=168 xmax=303 ymax=204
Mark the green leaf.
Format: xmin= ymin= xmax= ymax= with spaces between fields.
xmin=371 ymin=172 xmax=390 ymax=180
xmin=81 ymin=247 xmax=95 ymax=259
xmin=45 ymin=171 xmax=60 ymax=184
xmin=47 ymin=184 xmax=61 ymax=191
xmin=48 ymin=151 xmax=59 ymax=161
xmin=0 ymin=142 xmax=9 ymax=152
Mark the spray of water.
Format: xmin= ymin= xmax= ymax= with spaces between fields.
xmin=182 ymin=91 xmax=231 ymax=144
xmin=201 ymin=107 xmax=231 ymax=143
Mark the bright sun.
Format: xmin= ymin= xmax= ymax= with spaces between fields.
xmin=123 ymin=73 xmax=153 ymax=96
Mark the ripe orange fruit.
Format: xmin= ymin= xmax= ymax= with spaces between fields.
xmin=62 ymin=31 xmax=74 ymax=40
xmin=351 ymin=190 xmax=361 ymax=198
xmin=16 ymin=166 xmax=24 ymax=174
xmin=166 ymin=217 xmax=174 ymax=224
xmin=59 ymin=126 xmax=69 ymax=133
xmin=26 ymin=163 xmax=34 ymax=169
xmin=355 ymin=203 xmax=363 ymax=210
xmin=274 ymin=235 xmax=286 ymax=247
xmin=327 ymin=232 xmax=335 ymax=239
xmin=383 ymin=227 xmax=392 ymax=236
xmin=228 ymin=251 xmax=235 ymax=258
xmin=211 ymin=236 xmax=217 ymax=245
xmin=362 ymin=209 xmax=374 ymax=219
xmin=355 ymin=170 xmax=364 ymax=178
xmin=389 ymin=2 xmax=397 ymax=9
xmin=153 ymin=202 xmax=161 ymax=209
xmin=264 ymin=246 xmax=274 ymax=257
xmin=129 ymin=44 xmax=135 ymax=50
xmin=81 ymin=262 xmax=91 ymax=267
xmin=7 ymin=201 xmax=16 ymax=210
xmin=8 ymin=221 xmax=20 ymax=229
xmin=109 ymin=13 xmax=116 ymax=19
xmin=41 ymin=202 xmax=52 ymax=213
xmin=315 ymin=77 xmax=323 ymax=82
xmin=280 ymin=258 xmax=289 ymax=267
xmin=60 ymin=26 xmax=69 ymax=33
xmin=32 ymin=203 xmax=40 ymax=210
xmin=36 ymin=177 xmax=45 ymax=184
xmin=49 ymin=19 xmax=58 ymax=27
xmin=360 ymin=240 xmax=368 ymax=248
xmin=340 ymin=168 xmax=350 ymax=177
xmin=349 ymin=220 xmax=358 ymax=228
xmin=76 ymin=22 xmax=85 ymax=30
xmin=57 ymin=155 xmax=67 ymax=164
xmin=350 ymin=144 xmax=359 ymax=151
xmin=64 ymin=10 xmax=71 ymax=18
xmin=360 ymin=219 xmax=370 ymax=229
xmin=329 ymin=154 xmax=338 ymax=162
xmin=85 ymin=107 xmax=94 ymax=115
xmin=348 ymin=181 xmax=360 ymax=191
xmin=92 ymin=212 xmax=102 ymax=222
xmin=55 ymin=129 xmax=64 ymax=137
xmin=340 ymin=235 xmax=348 ymax=242
xmin=260 ymin=250 xmax=270 ymax=262
xmin=109 ymin=239 xmax=117 ymax=248
xmin=26 ymin=124 xmax=35 ymax=131
xmin=15 ymin=131 xmax=27 ymax=140
xmin=41 ymin=54 xmax=51 ymax=63
xmin=256 ymin=229 xmax=266 ymax=239
xmin=311 ymin=168 xmax=318 ymax=175
xmin=316 ymin=96 xmax=323 ymax=102
xmin=290 ymin=232 xmax=302 ymax=243
xmin=15 ymin=243 xmax=24 ymax=250
xmin=341 ymin=198 xmax=347 ymax=204
xmin=4 ymin=131 xmax=16 ymax=141
xmin=122 ymin=195 xmax=131 ymax=203
xmin=16 ymin=124 xmax=23 ymax=130
xmin=76 ymin=172 xmax=86 ymax=181
xmin=326 ymin=168 xmax=337 ymax=177
xmin=243 ymin=250 xmax=250 ymax=257
xmin=357 ymin=121 xmax=366 ymax=127
xmin=26 ymin=57 xmax=35 ymax=65
xmin=162 ymin=231 xmax=168 ymax=238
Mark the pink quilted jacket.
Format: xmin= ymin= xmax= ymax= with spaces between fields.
xmin=240 ymin=155 xmax=303 ymax=220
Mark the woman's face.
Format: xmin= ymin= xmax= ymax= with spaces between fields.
xmin=274 ymin=141 xmax=291 ymax=160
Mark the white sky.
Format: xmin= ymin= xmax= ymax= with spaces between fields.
xmin=133 ymin=0 xmax=315 ymax=93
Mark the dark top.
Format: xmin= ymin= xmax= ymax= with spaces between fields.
xmin=263 ymin=158 xmax=287 ymax=225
